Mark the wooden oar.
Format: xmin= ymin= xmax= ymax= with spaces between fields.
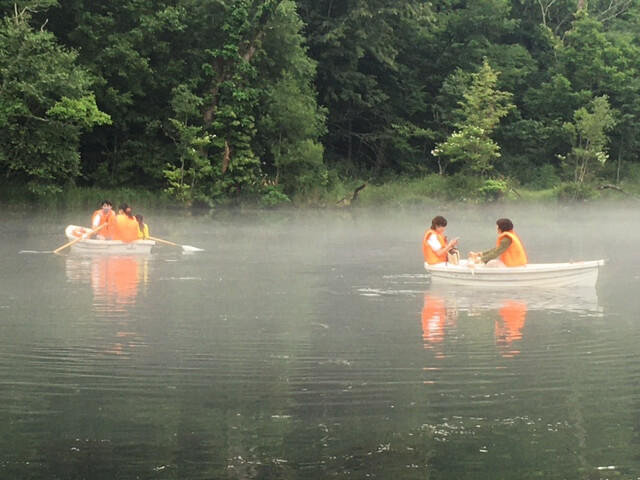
xmin=148 ymin=236 xmax=204 ymax=252
xmin=53 ymin=224 xmax=106 ymax=254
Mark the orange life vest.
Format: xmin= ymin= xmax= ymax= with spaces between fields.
xmin=423 ymin=229 xmax=447 ymax=265
xmin=113 ymin=213 xmax=140 ymax=242
xmin=497 ymin=231 xmax=527 ymax=267
xmin=92 ymin=209 xmax=116 ymax=238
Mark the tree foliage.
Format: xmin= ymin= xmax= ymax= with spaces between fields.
xmin=3 ymin=0 xmax=640 ymax=202
xmin=0 ymin=8 xmax=110 ymax=195
xmin=562 ymin=95 xmax=617 ymax=185
xmin=432 ymin=60 xmax=514 ymax=177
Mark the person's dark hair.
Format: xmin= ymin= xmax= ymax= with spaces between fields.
xmin=119 ymin=203 xmax=133 ymax=219
xmin=101 ymin=200 xmax=113 ymax=207
xmin=496 ymin=218 xmax=513 ymax=232
xmin=135 ymin=214 xmax=144 ymax=232
xmin=431 ymin=215 xmax=447 ymax=229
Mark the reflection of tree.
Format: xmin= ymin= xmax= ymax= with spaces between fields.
xmin=495 ymin=300 xmax=528 ymax=358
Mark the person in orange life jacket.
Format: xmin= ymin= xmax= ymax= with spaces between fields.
xmin=91 ymin=200 xmax=116 ymax=240
xmin=469 ymin=218 xmax=528 ymax=267
xmin=113 ymin=204 xmax=140 ymax=242
xmin=422 ymin=215 xmax=459 ymax=265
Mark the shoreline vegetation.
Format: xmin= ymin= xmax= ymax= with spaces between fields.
xmin=5 ymin=4 xmax=640 ymax=211
xmin=2 ymin=175 xmax=639 ymax=213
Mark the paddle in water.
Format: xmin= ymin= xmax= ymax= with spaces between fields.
xmin=148 ymin=236 xmax=204 ymax=252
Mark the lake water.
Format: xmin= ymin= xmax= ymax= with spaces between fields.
xmin=1 ymin=204 xmax=639 ymax=479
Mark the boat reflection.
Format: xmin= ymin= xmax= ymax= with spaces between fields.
xmin=421 ymin=287 xmax=601 ymax=359
xmin=66 ymin=255 xmax=149 ymax=315
xmin=66 ymin=254 xmax=150 ymax=356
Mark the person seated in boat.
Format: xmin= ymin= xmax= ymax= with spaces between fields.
xmin=423 ymin=215 xmax=459 ymax=265
xmin=91 ymin=200 xmax=116 ymax=240
xmin=468 ymin=218 xmax=528 ymax=267
xmin=113 ymin=204 xmax=140 ymax=242
xmin=135 ymin=214 xmax=150 ymax=240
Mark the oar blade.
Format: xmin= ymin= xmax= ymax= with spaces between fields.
xmin=182 ymin=245 xmax=204 ymax=252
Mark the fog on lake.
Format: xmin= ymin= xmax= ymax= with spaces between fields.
xmin=1 ymin=204 xmax=639 ymax=479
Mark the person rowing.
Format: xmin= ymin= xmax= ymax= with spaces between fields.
xmin=91 ymin=200 xmax=116 ymax=240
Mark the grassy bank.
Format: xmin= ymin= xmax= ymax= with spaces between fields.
xmin=320 ymin=175 xmax=640 ymax=208
xmin=0 ymin=184 xmax=176 ymax=212
xmin=2 ymin=175 xmax=639 ymax=212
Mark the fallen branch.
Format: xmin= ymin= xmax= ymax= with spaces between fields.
xmin=598 ymin=183 xmax=640 ymax=199
xmin=510 ymin=186 xmax=523 ymax=199
xmin=337 ymin=178 xmax=373 ymax=207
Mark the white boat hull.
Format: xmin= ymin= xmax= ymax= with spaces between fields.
xmin=425 ymin=259 xmax=604 ymax=288
xmin=65 ymin=225 xmax=155 ymax=254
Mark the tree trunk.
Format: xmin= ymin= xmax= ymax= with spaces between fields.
xmin=221 ymin=141 xmax=231 ymax=174
xmin=616 ymin=136 xmax=623 ymax=184
xmin=347 ymin=116 xmax=352 ymax=165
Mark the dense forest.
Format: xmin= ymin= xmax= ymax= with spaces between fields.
xmin=2 ymin=0 xmax=640 ymax=206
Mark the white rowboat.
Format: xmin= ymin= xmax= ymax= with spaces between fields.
xmin=425 ymin=259 xmax=605 ymax=288
xmin=65 ymin=225 xmax=155 ymax=254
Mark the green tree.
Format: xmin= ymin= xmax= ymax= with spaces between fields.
xmin=256 ymin=0 xmax=327 ymax=196
xmin=43 ymin=0 xmax=188 ymax=187
xmin=298 ymin=0 xmax=436 ymax=175
xmin=161 ymin=84 xmax=212 ymax=205
xmin=558 ymin=11 xmax=640 ymax=180
xmin=426 ymin=0 xmax=534 ymax=178
xmin=432 ymin=59 xmax=514 ymax=177
xmin=0 ymin=8 xmax=110 ymax=195
xmin=561 ymin=95 xmax=617 ymax=185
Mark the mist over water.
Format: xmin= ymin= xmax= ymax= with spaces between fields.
xmin=1 ymin=204 xmax=639 ymax=479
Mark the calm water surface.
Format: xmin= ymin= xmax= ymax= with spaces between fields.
xmin=1 ymin=205 xmax=639 ymax=479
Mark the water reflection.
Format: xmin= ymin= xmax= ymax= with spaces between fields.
xmin=495 ymin=300 xmax=527 ymax=358
xmin=421 ymin=287 xmax=601 ymax=359
xmin=421 ymin=294 xmax=457 ymax=358
xmin=66 ymin=254 xmax=150 ymax=355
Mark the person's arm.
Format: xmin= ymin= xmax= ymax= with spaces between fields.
xmin=428 ymin=233 xmax=458 ymax=257
xmin=481 ymin=237 xmax=511 ymax=263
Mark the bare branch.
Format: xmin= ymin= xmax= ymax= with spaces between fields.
xmin=537 ymin=0 xmax=560 ymax=28
xmin=598 ymin=0 xmax=634 ymax=23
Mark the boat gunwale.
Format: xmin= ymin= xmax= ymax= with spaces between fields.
xmin=425 ymin=259 xmax=605 ymax=275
